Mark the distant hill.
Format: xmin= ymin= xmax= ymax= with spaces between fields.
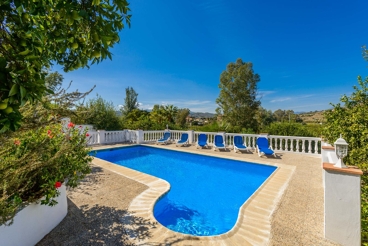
xmin=189 ymin=112 xmax=216 ymax=118
xmin=298 ymin=110 xmax=326 ymax=123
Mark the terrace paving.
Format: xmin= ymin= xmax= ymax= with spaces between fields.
xmin=37 ymin=143 xmax=339 ymax=246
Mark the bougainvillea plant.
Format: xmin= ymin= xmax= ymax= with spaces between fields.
xmin=0 ymin=122 xmax=93 ymax=226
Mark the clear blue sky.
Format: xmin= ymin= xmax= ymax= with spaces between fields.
xmin=56 ymin=0 xmax=368 ymax=113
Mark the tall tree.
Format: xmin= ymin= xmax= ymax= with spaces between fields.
xmin=0 ymin=0 xmax=131 ymax=132
xmin=216 ymin=58 xmax=261 ymax=131
xmin=150 ymin=104 xmax=164 ymax=124
xmin=273 ymin=109 xmax=295 ymax=122
xmin=256 ymin=107 xmax=275 ymax=129
xmin=162 ymin=105 xmax=178 ymax=123
xmin=121 ymin=87 xmax=138 ymax=116
xmin=149 ymin=104 xmax=178 ymax=124
xmin=175 ymin=108 xmax=190 ymax=127
xmin=74 ymin=95 xmax=121 ymax=130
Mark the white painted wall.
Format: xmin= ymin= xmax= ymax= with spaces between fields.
xmin=76 ymin=124 xmax=95 ymax=132
xmin=324 ymin=171 xmax=361 ymax=246
xmin=136 ymin=130 xmax=144 ymax=144
xmin=0 ymin=185 xmax=68 ymax=246
xmin=187 ymin=130 xmax=194 ymax=144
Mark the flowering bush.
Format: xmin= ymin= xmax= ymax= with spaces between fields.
xmin=0 ymin=122 xmax=92 ymax=226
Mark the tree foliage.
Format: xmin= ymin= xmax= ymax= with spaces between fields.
xmin=323 ymin=76 xmax=368 ymax=243
xmin=216 ymin=58 xmax=261 ymax=132
xmin=150 ymin=104 xmax=178 ymax=125
xmin=21 ymin=71 xmax=94 ymax=130
xmin=323 ymin=77 xmax=368 ymax=168
xmin=0 ymin=0 xmax=131 ymax=131
xmin=265 ymin=122 xmax=321 ymax=137
xmin=256 ymin=107 xmax=274 ymax=129
xmin=120 ymin=87 xmax=138 ymax=116
xmin=175 ymin=108 xmax=190 ymax=127
xmin=162 ymin=104 xmax=178 ymax=123
xmin=73 ymin=95 xmax=121 ymax=130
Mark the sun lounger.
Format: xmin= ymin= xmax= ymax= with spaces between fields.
xmin=213 ymin=135 xmax=226 ymax=151
xmin=196 ymin=134 xmax=208 ymax=149
xmin=256 ymin=137 xmax=276 ymax=157
xmin=233 ymin=136 xmax=249 ymax=153
xmin=176 ymin=133 xmax=189 ymax=147
xmin=157 ymin=132 xmax=171 ymax=145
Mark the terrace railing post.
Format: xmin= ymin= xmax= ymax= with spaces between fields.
xmin=98 ymin=130 xmax=105 ymax=145
xmin=187 ymin=130 xmax=194 ymax=144
xmin=136 ymin=130 xmax=144 ymax=144
xmin=322 ymin=145 xmax=362 ymax=246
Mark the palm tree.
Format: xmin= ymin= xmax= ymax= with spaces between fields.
xmin=162 ymin=105 xmax=178 ymax=123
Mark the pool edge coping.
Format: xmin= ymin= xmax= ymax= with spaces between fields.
xmin=90 ymin=144 xmax=296 ymax=245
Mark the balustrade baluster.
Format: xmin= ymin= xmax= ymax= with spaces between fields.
xmin=290 ymin=138 xmax=294 ymax=152
xmin=271 ymin=138 xmax=274 ymax=150
xmin=297 ymin=139 xmax=300 ymax=152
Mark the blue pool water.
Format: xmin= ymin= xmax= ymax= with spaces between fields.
xmin=92 ymin=146 xmax=276 ymax=236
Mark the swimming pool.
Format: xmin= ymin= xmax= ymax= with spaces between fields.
xmin=93 ymin=146 xmax=276 ymax=236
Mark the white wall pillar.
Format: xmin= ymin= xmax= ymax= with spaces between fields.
xmin=321 ymin=143 xmax=338 ymax=167
xmin=187 ymin=130 xmax=194 ymax=144
xmin=136 ymin=130 xmax=144 ymax=144
xmin=98 ymin=130 xmax=105 ymax=144
xmin=324 ymin=163 xmax=362 ymax=246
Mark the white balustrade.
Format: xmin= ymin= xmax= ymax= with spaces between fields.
xmin=104 ymin=130 xmax=127 ymax=144
xmin=86 ymin=130 xmax=136 ymax=146
xmin=86 ymin=131 xmax=99 ymax=145
xmin=85 ymin=128 xmax=322 ymax=155
xmin=143 ymin=130 xmax=188 ymax=143
xmin=193 ymin=131 xmax=217 ymax=146
xmin=267 ymin=135 xmax=321 ymax=155
xmin=225 ymin=133 xmax=259 ymax=149
xmin=169 ymin=130 xmax=185 ymax=141
xmin=127 ymin=130 xmax=137 ymax=143
xmin=143 ymin=131 xmax=165 ymax=142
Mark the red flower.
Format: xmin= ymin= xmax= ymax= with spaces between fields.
xmin=67 ymin=122 xmax=75 ymax=128
xmin=86 ymin=133 xmax=90 ymax=137
xmin=79 ymin=125 xmax=82 ymax=128
xmin=54 ymin=181 xmax=62 ymax=189
xmin=47 ymin=130 xmax=53 ymax=138
xmin=14 ymin=139 xmax=21 ymax=146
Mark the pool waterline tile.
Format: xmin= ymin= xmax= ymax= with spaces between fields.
xmin=91 ymin=144 xmax=295 ymax=245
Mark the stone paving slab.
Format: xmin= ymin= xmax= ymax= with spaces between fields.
xmin=38 ymin=143 xmax=339 ymax=245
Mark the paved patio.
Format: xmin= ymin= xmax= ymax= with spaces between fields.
xmin=37 ymin=143 xmax=339 ymax=245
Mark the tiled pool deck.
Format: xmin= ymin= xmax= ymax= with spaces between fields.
xmin=38 ymin=143 xmax=339 ymax=245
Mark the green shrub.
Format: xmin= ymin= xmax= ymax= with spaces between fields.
xmin=265 ymin=122 xmax=322 ymax=137
xmin=0 ymin=122 xmax=92 ymax=226
xmin=73 ymin=95 xmax=122 ymax=130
